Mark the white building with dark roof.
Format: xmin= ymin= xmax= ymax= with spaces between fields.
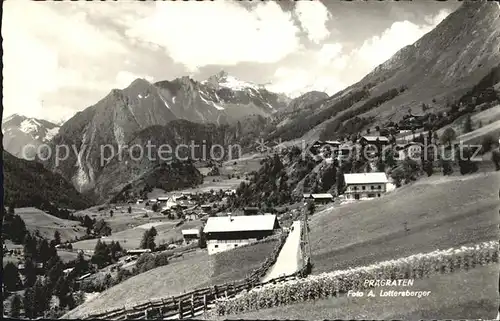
xmin=203 ymin=214 xmax=280 ymax=255
xmin=181 ymin=229 xmax=201 ymax=244
xmin=308 ymin=193 xmax=334 ymax=204
xmin=343 ymin=172 xmax=389 ymax=200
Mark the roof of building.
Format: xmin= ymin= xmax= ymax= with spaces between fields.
xmin=310 ymin=193 xmax=334 ymax=199
xmin=182 ymin=229 xmax=200 ymax=235
xmin=361 ymin=136 xmax=390 ymax=142
xmin=203 ymin=214 xmax=277 ymax=233
xmin=325 ymin=140 xmax=342 ymax=145
xmin=344 ymin=172 xmax=389 ymax=185
xmin=127 ymin=249 xmax=151 ymax=253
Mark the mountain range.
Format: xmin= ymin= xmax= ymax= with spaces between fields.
xmin=3 ymin=0 xmax=499 ymax=206
xmin=2 ymin=114 xmax=60 ymax=159
xmin=265 ymin=0 xmax=500 ymax=143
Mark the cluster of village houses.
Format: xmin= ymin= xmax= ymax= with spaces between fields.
xmin=134 ymin=189 xmax=237 ymax=221
xmin=180 ymin=170 xmax=392 ymax=255
xmin=125 ymin=134 xmax=414 ymax=257
xmin=309 ymin=134 xmax=425 ymax=164
xmin=185 ymin=133 xmax=429 ymax=256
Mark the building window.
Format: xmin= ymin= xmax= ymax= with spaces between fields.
xmin=362 ymin=186 xmax=366 ymax=190
xmin=371 ymin=186 xmax=374 ymax=190
xmin=354 ymin=186 xmax=358 ymax=190
xmin=378 ymin=194 xmax=381 ymax=197
xmin=368 ymin=193 xmax=375 ymax=198
xmin=235 ymin=244 xmax=238 ymax=247
xmin=214 ymin=245 xmax=219 ymax=248
xmin=378 ymin=185 xmax=381 ymax=189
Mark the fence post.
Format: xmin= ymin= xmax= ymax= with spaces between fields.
xmin=178 ymin=299 xmax=183 ymax=319
xmin=203 ymin=294 xmax=207 ymax=312
xmin=213 ymin=285 xmax=218 ymax=299
xmin=190 ymin=294 xmax=195 ymax=317
xmin=144 ymin=308 xmax=148 ymax=319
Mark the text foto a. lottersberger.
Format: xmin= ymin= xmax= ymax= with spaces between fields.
xmin=347 ymin=279 xmax=432 ymax=298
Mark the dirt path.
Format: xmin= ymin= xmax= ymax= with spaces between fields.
xmin=261 ymin=221 xmax=303 ymax=282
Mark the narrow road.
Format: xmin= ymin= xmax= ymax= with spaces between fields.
xmin=261 ymin=221 xmax=303 ymax=283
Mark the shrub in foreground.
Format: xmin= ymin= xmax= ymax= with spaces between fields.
xmin=213 ymin=240 xmax=498 ymax=315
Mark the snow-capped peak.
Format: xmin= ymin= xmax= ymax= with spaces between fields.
xmin=206 ymin=70 xmax=264 ymax=91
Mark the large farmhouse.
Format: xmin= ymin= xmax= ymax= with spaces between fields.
xmin=343 ymin=172 xmax=389 ymax=200
xmin=203 ymin=214 xmax=280 ymax=255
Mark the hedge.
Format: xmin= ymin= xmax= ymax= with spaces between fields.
xmin=213 ymin=240 xmax=498 ymax=315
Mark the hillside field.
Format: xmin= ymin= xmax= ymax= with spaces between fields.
xmin=308 ymin=171 xmax=499 ymax=274
xmin=63 ymin=239 xmax=278 ymax=318
xmin=218 ymin=264 xmax=498 ymax=320
xmin=71 ymin=220 xmax=203 ymax=251
xmin=14 ymin=207 xmax=87 ymax=243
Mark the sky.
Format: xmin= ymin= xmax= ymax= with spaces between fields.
xmin=2 ymin=0 xmax=460 ymax=124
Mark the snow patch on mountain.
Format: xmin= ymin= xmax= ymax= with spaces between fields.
xmin=159 ymin=93 xmax=171 ymax=110
xmin=20 ymin=119 xmax=40 ymax=134
xmin=44 ymin=127 xmax=60 ymax=142
xmin=218 ymin=75 xmax=261 ymax=91
xmin=199 ymin=91 xmax=225 ymax=110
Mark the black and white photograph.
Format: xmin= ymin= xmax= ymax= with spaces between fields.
xmin=1 ymin=0 xmax=499 ymax=319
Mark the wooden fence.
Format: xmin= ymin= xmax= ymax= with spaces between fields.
xmin=84 ymin=269 xmax=308 ymax=320
xmin=82 ymin=230 xmax=306 ymax=320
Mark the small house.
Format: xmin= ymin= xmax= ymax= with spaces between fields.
xmin=309 ymin=193 xmax=334 ymax=204
xmin=126 ymin=249 xmax=152 ymax=255
xmin=359 ymin=136 xmax=390 ymax=155
xmin=396 ymin=143 xmax=423 ymax=160
xmin=343 ymin=172 xmax=389 ymax=200
xmin=337 ymin=144 xmax=353 ymax=161
xmin=243 ymin=207 xmax=259 ymax=215
xmin=63 ymin=267 xmax=74 ymax=276
xmin=185 ymin=213 xmax=198 ymax=221
xmin=200 ymin=204 xmax=212 ymax=211
xmin=181 ymin=229 xmax=201 ymax=244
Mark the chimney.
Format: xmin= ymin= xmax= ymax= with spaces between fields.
xmin=228 ymin=213 xmax=233 ymax=222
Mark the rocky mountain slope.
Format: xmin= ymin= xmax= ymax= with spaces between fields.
xmin=266 ymin=0 xmax=500 ymax=144
xmin=42 ymin=116 xmax=264 ymax=202
xmin=3 ymin=150 xmax=93 ymax=209
xmin=39 ymin=72 xmax=290 ymax=197
xmin=91 ymin=120 xmax=240 ymax=202
xmin=2 ymin=114 xmax=60 ymax=159
xmin=154 ymin=70 xmax=289 ymax=124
